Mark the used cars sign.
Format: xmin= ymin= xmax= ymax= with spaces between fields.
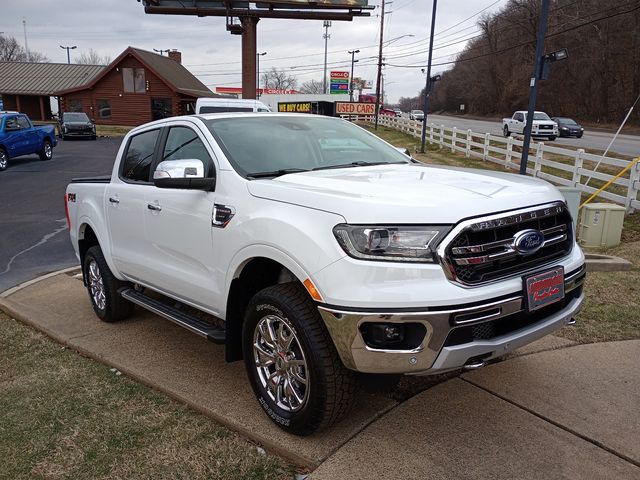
xmin=335 ymin=102 xmax=376 ymax=115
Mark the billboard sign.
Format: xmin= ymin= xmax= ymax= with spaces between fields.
xmin=335 ymin=102 xmax=376 ymax=115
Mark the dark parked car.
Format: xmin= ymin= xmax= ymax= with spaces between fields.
xmin=552 ymin=117 xmax=584 ymax=138
xmin=60 ymin=112 xmax=96 ymax=140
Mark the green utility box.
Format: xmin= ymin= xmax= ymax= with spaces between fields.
xmin=578 ymin=203 xmax=626 ymax=248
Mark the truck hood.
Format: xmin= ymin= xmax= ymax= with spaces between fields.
xmin=247 ymin=164 xmax=564 ymax=223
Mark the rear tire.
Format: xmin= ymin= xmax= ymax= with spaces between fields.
xmin=503 ymin=125 xmax=510 ymax=137
xmin=38 ymin=139 xmax=53 ymax=161
xmin=83 ymin=245 xmax=133 ymax=322
xmin=0 ymin=148 xmax=8 ymax=171
xmin=242 ymin=283 xmax=357 ymax=436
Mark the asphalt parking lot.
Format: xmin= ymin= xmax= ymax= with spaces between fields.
xmin=0 ymin=137 xmax=122 ymax=293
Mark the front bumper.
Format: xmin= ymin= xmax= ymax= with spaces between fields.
xmin=318 ymin=265 xmax=585 ymax=374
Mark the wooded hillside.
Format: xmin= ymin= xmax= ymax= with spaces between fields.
xmin=403 ymin=0 xmax=640 ymax=125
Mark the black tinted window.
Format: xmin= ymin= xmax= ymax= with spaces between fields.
xmin=163 ymin=126 xmax=212 ymax=165
xmin=121 ymin=129 xmax=159 ymax=182
xmin=199 ymin=106 xmax=253 ymax=113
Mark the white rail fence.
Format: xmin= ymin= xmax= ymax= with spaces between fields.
xmin=374 ymin=115 xmax=640 ymax=211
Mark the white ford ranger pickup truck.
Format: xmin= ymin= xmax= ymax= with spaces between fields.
xmin=65 ymin=113 xmax=585 ymax=435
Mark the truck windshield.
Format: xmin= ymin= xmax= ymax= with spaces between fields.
xmin=532 ymin=112 xmax=551 ymax=120
xmin=204 ymin=116 xmax=411 ymax=178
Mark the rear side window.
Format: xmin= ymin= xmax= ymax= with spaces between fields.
xmin=121 ymin=129 xmax=159 ymax=183
xmin=16 ymin=116 xmax=30 ymax=129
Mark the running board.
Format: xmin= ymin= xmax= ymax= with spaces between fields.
xmin=119 ymin=288 xmax=225 ymax=344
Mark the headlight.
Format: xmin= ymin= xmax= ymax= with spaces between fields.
xmin=561 ymin=127 xmax=568 ymax=130
xmin=333 ymin=224 xmax=451 ymax=263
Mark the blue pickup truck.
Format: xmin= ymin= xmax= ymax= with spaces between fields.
xmin=0 ymin=112 xmax=57 ymax=171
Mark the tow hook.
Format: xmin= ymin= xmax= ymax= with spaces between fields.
xmin=567 ymin=318 xmax=576 ymax=325
xmin=463 ymin=358 xmax=487 ymax=370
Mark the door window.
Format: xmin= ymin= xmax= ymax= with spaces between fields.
xmin=5 ymin=117 xmax=19 ymax=130
xmin=121 ymin=129 xmax=160 ymax=183
xmin=162 ymin=126 xmax=213 ymax=173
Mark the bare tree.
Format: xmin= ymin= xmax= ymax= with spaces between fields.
xmin=76 ymin=49 xmax=111 ymax=65
xmin=0 ymin=35 xmax=25 ymax=61
xmin=300 ymin=79 xmax=324 ymax=94
xmin=261 ymin=67 xmax=298 ymax=90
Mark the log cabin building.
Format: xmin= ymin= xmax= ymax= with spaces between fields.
xmin=56 ymin=47 xmax=219 ymax=126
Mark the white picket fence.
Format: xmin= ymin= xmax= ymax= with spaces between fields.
xmin=375 ymin=115 xmax=640 ymax=211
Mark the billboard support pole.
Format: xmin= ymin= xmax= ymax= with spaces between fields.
xmin=241 ymin=16 xmax=258 ymax=100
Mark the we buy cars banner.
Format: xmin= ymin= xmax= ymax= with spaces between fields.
xmin=335 ymin=102 xmax=376 ymax=115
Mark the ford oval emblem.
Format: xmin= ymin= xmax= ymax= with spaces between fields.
xmin=513 ymin=229 xmax=545 ymax=255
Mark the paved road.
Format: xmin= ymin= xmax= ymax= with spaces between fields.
xmin=420 ymin=114 xmax=640 ymax=158
xmin=0 ymin=137 xmax=121 ymax=293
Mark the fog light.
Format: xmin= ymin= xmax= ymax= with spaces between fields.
xmin=361 ymin=323 xmax=405 ymax=348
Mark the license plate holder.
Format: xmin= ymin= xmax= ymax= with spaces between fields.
xmin=523 ymin=267 xmax=565 ymax=312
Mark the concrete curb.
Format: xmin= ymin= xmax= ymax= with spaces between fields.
xmin=585 ymin=253 xmax=633 ymax=272
xmin=0 ymin=266 xmax=81 ymax=298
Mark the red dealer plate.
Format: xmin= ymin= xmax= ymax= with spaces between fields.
xmin=524 ymin=266 xmax=565 ymax=312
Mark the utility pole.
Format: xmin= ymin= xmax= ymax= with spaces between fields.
xmin=322 ymin=21 xmax=331 ymax=94
xmin=256 ymin=51 xmax=267 ymax=98
xmin=22 ymin=17 xmax=29 ymax=61
xmin=420 ymin=0 xmax=438 ymax=154
xmin=60 ymin=45 xmax=77 ymax=64
xmin=348 ymin=49 xmax=359 ymax=102
xmin=520 ymin=0 xmax=550 ymax=175
xmin=153 ymin=48 xmax=170 ymax=56
xmin=374 ymin=0 xmax=388 ymax=130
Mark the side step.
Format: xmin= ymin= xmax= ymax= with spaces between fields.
xmin=120 ymin=288 xmax=225 ymax=344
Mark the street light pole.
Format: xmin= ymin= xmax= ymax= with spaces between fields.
xmin=256 ymin=51 xmax=267 ymax=98
xmin=420 ymin=0 xmax=438 ymax=154
xmin=60 ymin=45 xmax=77 ymax=64
xmin=519 ymin=0 xmax=550 ymax=175
xmin=322 ymin=21 xmax=331 ymax=94
xmin=348 ymin=49 xmax=359 ymax=102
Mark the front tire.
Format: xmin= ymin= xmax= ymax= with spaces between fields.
xmin=549 ymin=135 xmax=556 ymax=141
xmin=503 ymin=125 xmax=510 ymax=137
xmin=83 ymin=245 xmax=133 ymax=322
xmin=242 ymin=283 xmax=356 ymax=436
xmin=38 ymin=139 xmax=53 ymax=161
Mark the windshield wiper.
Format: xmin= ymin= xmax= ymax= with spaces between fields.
xmin=246 ymin=168 xmax=309 ymax=179
xmin=312 ymin=161 xmax=407 ymax=171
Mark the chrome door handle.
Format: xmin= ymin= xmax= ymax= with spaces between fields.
xmin=147 ymin=203 xmax=162 ymax=212
xmin=108 ymin=197 xmax=119 ymax=204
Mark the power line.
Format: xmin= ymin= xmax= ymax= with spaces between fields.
xmin=385 ymin=1 xmax=640 ymax=69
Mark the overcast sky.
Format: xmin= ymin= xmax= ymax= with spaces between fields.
xmin=1 ymin=0 xmax=508 ymax=104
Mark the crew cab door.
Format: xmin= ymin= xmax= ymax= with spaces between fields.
xmin=16 ymin=115 xmax=40 ymax=154
xmin=143 ymin=124 xmax=222 ymax=313
xmin=106 ymin=127 xmax=161 ymax=282
xmin=513 ymin=112 xmax=525 ymax=133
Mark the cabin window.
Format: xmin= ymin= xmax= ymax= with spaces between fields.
xmin=97 ymin=99 xmax=111 ymax=119
xmin=68 ymin=99 xmax=82 ymax=112
xmin=123 ymin=67 xmax=146 ymax=93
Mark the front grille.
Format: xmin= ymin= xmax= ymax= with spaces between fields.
xmin=444 ymin=284 xmax=582 ymax=347
xmin=443 ymin=203 xmax=573 ymax=285
xmin=539 ymin=125 xmax=553 ymax=130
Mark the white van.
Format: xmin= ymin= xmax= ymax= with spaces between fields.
xmin=195 ymin=98 xmax=271 ymax=114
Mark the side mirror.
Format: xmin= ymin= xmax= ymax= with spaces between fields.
xmin=395 ymin=146 xmax=411 ymax=157
xmin=153 ymin=159 xmax=215 ymax=190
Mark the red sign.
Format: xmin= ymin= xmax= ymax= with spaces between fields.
xmin=335 ymin=102 xmax=376 ymax=115
xmin=330 ymin=71 xmax=350 ymax=79
xmin=215 ymin=87 xmax=300 ymax=95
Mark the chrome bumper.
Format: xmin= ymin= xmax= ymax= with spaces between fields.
xmin=318 ymin=265 xmax=585 ymax=374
